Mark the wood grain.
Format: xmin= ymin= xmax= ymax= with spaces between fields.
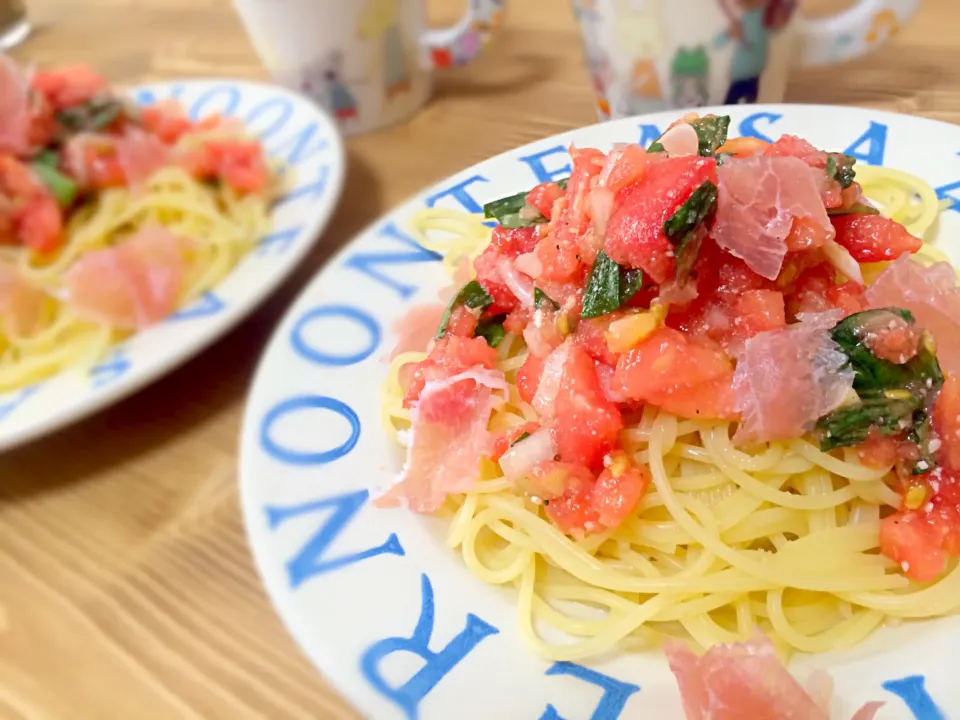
xmin=1 ymin=0 xmax=957 ymax=717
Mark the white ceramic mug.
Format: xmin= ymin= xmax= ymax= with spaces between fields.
xmin=232 ymin=0 xmax=506 ymax=135
xmin=572 ymin=0 xmax=921 ymax=120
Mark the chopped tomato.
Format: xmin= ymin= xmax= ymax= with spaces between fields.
xmin=831 ymin=214 xmax=922 ymax=262
xmin=30 ymin=65 xmax=109 ymax=110
xmin=785 ymin=216 xmax=832 ymax=253
xmin=402 ymin=335 xmax=498 ymax=408
xmin=474 ymin=225 xmax=540 ymax=315
xmin=140 ymin=103 xmax=194 ymax=144
xmin=880 ymin=512 xmax=947 ymax=582
xmin=536 ymin=147 xmax=605 ymax=282
xmin=604 ymin=156 xmax=717 ymax=284
xmin=591 ymin=460 xmax=651 ymax=528
xmin=601 ymin=144 xmax=649 ymax=193
xmin=763 ymin=135 xmax=827 ymax=167
xmin=0 ymin=155 xmax=63 ymax=253
xmin=503 ymin=307 xmax=529 ymax=336
xmin=934 ymin=375 xmax=960 ymax=473
xmin=734 ymin=289 xmax=785 ymax=339
xmin=179 ymin=138 xmax=270 ymax=193
xmin=550 ymin=344 xmax=623 ymax=468
xmin=445 ymin=305 xmax=478 ymax=338
xmin=785 ymin=263 xmax=866 ymax=319
xmin=526 ymin=181 xmax=565 ymax=219
xmin=516 ymin=352 xmax=544 ymax=403
xmin=539 ymin=461 xmax=601 ymax=535
xmin=856 ymin=429 xmax=899 ymax=469
xmin=614 ymin=327 xmax=736 ymax=419
xmin=573 ymin=313 xmax=621 ymax=366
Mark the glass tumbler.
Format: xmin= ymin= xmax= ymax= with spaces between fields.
xmin=0 ymin=0 xmax=29 ymax=51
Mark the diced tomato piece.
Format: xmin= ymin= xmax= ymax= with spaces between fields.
xmin=601 ymin=144 xmax=649 ymax=193
xmin=76 ymin=140 xmax=127 ymax=188
xmin=536 ymin=147 xmax=605 ymax=282
xmin=179 ymin=139 xmax=270 ymax=194
xmin=785 ymin=216 xmax=832 ymax=253
xmin=591 ymin=461 xmax=651 ymax=528
xmin=17 ymin=194 xmax=63 ymax=254
xmin=550 ymin=344 xmax=622 ymax=468
xmin=831 ymin=214 xmax=922 ymax=262
xmin=516 ymin=352 xmax=544 ymax=403
xmin=445 ymin=305 xmax=478 ymax=338
xmin=573 ymin=313 xmax=621 ymax=366
xmin=734 ymin=290 xmax=785 ymax=339
xmin=856 ymin=429 xmax=899 ymax=469
xmin=474 ymin=226 xmax=540 ymax=315
xmin=540 ymin=461 xmax=601 ymax=535
xmin=526 ymin=181 xmax=565 ymax=219
xmin=30 ymin=65 xmax=109 ymax=110
xmin=26 ymin=93 xmax=56 ymax=149
xmin=489 ymin=422 xmax=540 ymax=461
xmin=503 ymin=307 xmax=529 ymax=336
xmin=880 ymin=512 xmax=947 ymax=582
xmin=934 ymin=375 xmax=960 ymax=473
xmin=785 ymin=262 xmax=866 ymax=319
xmin=402 ymin=335 xmax=498 ymax=407
xmin=604 ymin=156 xmax=717 ymax=284
xmin=763 ymin=135 xmax=827 ymax=167
xmin=140 ymin=103 xmax=194 ymax=144
xmin=614 ymin=327 xmax=736 ymax=419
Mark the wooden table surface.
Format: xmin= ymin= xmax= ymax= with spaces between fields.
xmin=2 ymin=0 xmax=958 ymax=717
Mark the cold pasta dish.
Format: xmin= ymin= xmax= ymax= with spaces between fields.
xmin=381 ymin=113 xmax=960 ymax=689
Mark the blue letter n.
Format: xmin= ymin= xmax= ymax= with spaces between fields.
xmin=344 ymin=221 xmax=442 ymax=300
xmin=265 ymin=489 xmax=404 ymax=588
xmin=361 ymin=573 xmax=499 ymax=719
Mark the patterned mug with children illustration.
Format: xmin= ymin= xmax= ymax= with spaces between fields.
xmin=573 ymin=0 xmax=921 ymax=120
xmin=232 ymin=0 xmax=506 ymax=135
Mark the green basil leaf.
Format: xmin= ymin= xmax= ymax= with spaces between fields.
xmin=534 ymin=287 xmax=559 ymax=310
xmin=816 ymin=395 xmax=922 ymax=451
xmin=476 ymin=316 xmax=506 ymax=348
xmin=435 ymin=280 xmax=493 ymax=339
xmin=663 ymin=180 xmax=717 ymax=285
xmin=511 ymin=431 xmax=531 ymax=446
xmin=30 ymin=161 xmax=77 ymax=207
xmin=826 ymin=152 xmax=857 ymax=189
xmin=690 ymin=115 xmax=730 ymax=157
xmin=33 ymin=149 xmax=60 ymax=168
xmin=647 ymin=140 xmax=665 ymax=153
xmin=581 ymin=250 xmax=642 ymax=319
xmin=482 ymin=177 xmax=569 ymax=226
xmin=827 ymin=202 xmax=881 ymax=217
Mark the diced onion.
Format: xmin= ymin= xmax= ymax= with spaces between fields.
xmin=515 ymin=251 xmax=543 ymax=279
xmin=498 ymin=257 xmax=536 ymax=309
xmin=823 ymin=239 xmax=865 ymax=286
xmin=658 ymin=123 xmax=699 ymax=157
xmin=498 ymin=427 xmax=556 ymax=482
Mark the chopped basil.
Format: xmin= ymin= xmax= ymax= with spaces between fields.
xmin=815 ymin=308 xmax=944 ymax=455
xmin=690 ymin=115 xmax=730 ymax=157
xmin=647 ymin=115 xmax=731 ymax=157
xmin=581 ymin=250 xmax=642 ymax=319
xmin=511 ymin=431 xmax=531 ymax=446
xmin=826 ymin=153 xmax=857 ymax=189
xmin=663 ymin=180 xmax=717 ymax=285
xmin=30 ymin=160 xmax=77 ymax=207
xmin=827 ymin=202 xmax=880 ymax=217
xmin=435 ymin=280 xmax=493 ymax=339
xmin=57 ymin=98 xmax=124 ymax=133
xmin=475 ymin=316 xmax=506 ymax=348
xmin=534 ymin=287 xmax=559 ymax=310
xmin=482 ymin=178 xmax=568 ymax=227
xmin=33 ymin=149 xmax=60 ymax=168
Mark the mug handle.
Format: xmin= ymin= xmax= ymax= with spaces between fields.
xmin=421 ymin=1 xmax=506 ymax=69
xmin=796 ymin=0 xmax=920 ymax=68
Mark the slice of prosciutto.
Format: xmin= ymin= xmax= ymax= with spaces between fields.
xmin=865 ymin=255 xmax=960 ymax=375
xmin=377 ymin=370 xmax=506 ymax=512
xmin=733 ymin=312 xmax=853 ymax=444
xmin=0 ymin=55 xmax=31 ymax=157
xmin=64 ymin=225 xmax=190 ymax=330
xmin=666 ymin=632 xmax=883 ymax=720
xmin=713 ymin=156 xmax=835 ymax=281
xmin=390 ymin=304 xmax=445 ymax=359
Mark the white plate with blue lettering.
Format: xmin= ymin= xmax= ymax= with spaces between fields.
xmin=240 ymin=105 xmax=960 ymax=720
xmin=0 ymin=79 xmax=344 ymax=452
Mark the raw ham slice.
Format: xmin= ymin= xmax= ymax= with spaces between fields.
xmin=733 ymin=312 xmax=853 ymax=444
xmin=665 ymin=632 xmax=883 ymax=720
xmin=377 ymin=370 xmax=506 ymax=512
xmin=0 ymin=55 xmax=31 ymax=157
xmin=713 ymin=156 xmax=835 ymax=281
xmin=390 ymin=304 xmax=445 ymax=359
xmin=64 ymin=225 xmax=190 ymax=330
xmin=64 ymin=130 xmax=170 ymax=187
xmin=0 ymin=262 xmax=44 ymax=335
xmin=865 ymin=255 xmax=960 ymax=375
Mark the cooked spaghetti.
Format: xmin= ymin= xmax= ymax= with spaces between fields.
xmin=0 ymin=57 xmax=275 ymax=390
xmin=380 ymin=114 xmax=960 ymax=668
